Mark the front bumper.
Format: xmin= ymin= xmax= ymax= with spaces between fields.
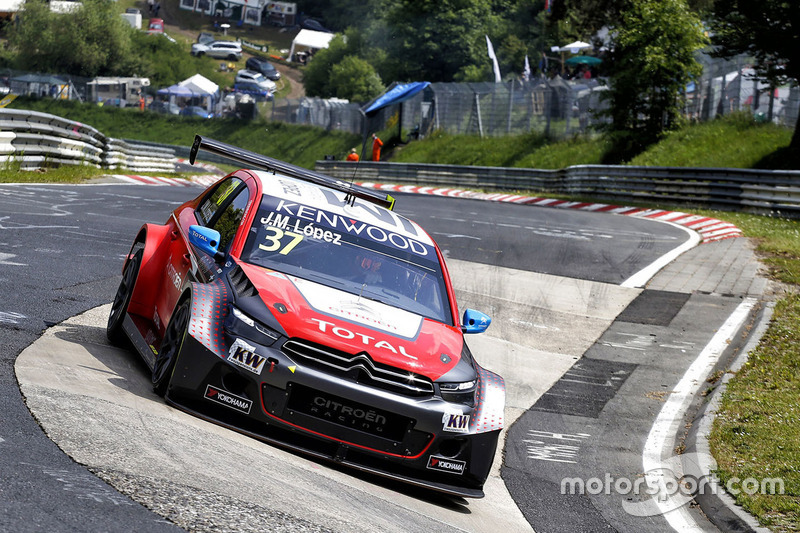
xmin=166 ymin=333 xmax=501 ymax=498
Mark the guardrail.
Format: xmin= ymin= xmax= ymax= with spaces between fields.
xmin=316 ymin=160 xmax=800 ymax=219
xmin=0 ymin=109 xmax=176 ymax=172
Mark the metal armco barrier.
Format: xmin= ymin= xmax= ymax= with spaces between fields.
xmin=316 ymin=160 xmax=800 ymax=219
xmin=0 ymin=109 xmax=176 ymax=172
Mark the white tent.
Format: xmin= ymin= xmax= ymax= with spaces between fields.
xmin=179 ymin=74 xmax=219 ymax=96
xmin=0 ymin=0 xmax=24 ymax=17
xmin=288 ymin=29 xmax=335 ymax=62
xmin=559 ymin=41 xmax=592 ymax=53
xmin=178 ymin=74 xmax=220 ymax=112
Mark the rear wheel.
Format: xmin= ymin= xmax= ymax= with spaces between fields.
xmin=153 ymin=300 xmax=190 ymax=397
xmin=107 ymin=247 xmax=143 ymax=346
xmin=228 ymin=54 xmax=238 ymax=61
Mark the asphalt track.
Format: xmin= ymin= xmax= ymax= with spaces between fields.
xmin=0 ymin=182 xmax=772 ymax=532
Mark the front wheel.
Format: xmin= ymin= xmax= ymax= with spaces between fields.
xmin=153 ymin=300 xmax=190 ymax=397
xmin=107 ymin=247 xmax=143 ymax=346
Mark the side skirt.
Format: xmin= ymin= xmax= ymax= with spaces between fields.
xmin=123 ymin=313 xmax=157 ymax=372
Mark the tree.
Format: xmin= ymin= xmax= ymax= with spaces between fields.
xmin=303 ymin=31 xmax=384 ymax=102
xmin=328 ymin=56 xmax=384 ymax=101
xmin=8 ymin=0 xmax=144 ymax=77
xmin=377 ymin=0 xmax=494 ymax=83
xmin=600 ymin=0 xmax=707 ymax=162
xmin=710 ymin=1 xmax=800 ymax=151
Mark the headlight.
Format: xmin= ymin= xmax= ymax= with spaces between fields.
xmin=439 ymin=379 xmax=477 ymax=406
xmin=226 ymin=305 xmax=281 ymax=346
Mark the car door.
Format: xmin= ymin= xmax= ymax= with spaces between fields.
xmin=190 ymin=175 xmax=252 ymax=279
xmin=153 ymin=176 xmax=251 ymax=338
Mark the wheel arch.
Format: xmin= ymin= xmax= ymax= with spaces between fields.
xmin=126 ymin=223 xmax=173 ymax=317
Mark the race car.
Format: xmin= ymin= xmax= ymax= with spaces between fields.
xmin=107 ymin=136 xmax=505 ymax=498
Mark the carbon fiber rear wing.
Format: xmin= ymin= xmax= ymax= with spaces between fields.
xmin=189 ymin=135 xmax=395 ymax=210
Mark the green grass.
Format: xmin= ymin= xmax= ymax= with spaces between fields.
xmin=629 ymin=113 xmax=793 ymax=168
xmin=7 ymin=97 xmax=361 ymax=169
xmin=709 ymin=292 xmax=800 ymax=531
xmin=391 ymin=113 xmax=793 ymax=170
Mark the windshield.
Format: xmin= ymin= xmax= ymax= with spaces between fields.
xmin=242 ymin=192 xmax=452 ymax=324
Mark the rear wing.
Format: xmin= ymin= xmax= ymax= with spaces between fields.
xmin=189 ymin=135 xmax=395 ymax=210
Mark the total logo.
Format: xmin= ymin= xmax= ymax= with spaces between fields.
xmin=311 ymin=318 xmax=417 ymax=360
xmin=204 ymin=385 xmax=252 ymax=414
xmin=427 ymin=455 xmax=466 ymax=475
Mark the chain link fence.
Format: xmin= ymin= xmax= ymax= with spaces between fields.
xmin=265 ymin=53 xmax=799 ymax=140
xmin=2 ymin=52 xmax=798 ymax=138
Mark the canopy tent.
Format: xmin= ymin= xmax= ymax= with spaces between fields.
xmin=363 ymin=82 xmax=431 ymax=116
xmin=288 ymin=29 xmax=335 ymax=62
xmin=179 ymin=74 xmax=219 ymax=96
xmin=565 ymin=55 xmax=602 ymax=66
xmin=167 ymin=74 xmax=220 ymax=113
xmin=0 ymin=0 xmax=23 ymax=18
xmin=359 ymin=81 xmax=432 ymax=156
xmin=156 ymin=84 xmax=197 ymax=98
xmin=559 ymin=40 xmax=592 ymax=53
xmin=9 ymin=74 xmax=73 ymax=99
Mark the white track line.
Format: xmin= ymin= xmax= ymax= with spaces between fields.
xmin=640 ymin=298 xmax=756 ymax=530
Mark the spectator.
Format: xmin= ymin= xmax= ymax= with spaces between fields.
xmin=346 ymin=148 xmax=359 ymax=161
xmin=154 ymin=1 xmax=160 ymax=16
xmin=148 ymin=0 xmax=154 ymax=13
xmin=371 ymin=134 xmax=383 ymax=162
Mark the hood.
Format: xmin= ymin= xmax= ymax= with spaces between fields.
xmin=238 ymin=262 xmax=464 ymax=381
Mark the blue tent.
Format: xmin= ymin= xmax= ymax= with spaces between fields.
xmin=363 ymin=82 xmax=430 ymax=116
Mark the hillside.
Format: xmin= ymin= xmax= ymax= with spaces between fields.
xmin=6 ymin=97 xmax=796 ymax=171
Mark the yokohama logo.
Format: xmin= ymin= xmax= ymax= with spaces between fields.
xmin=204 ymin=385 xmax=252 ymax=414
xmin=426 ymin=455 xmax=466 ymax=475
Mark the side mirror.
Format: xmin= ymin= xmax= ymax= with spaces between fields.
xmin=461 ymin=309 xmax=491 ymax=334
xmin=189 ymin=225 xmax=223 ymax=261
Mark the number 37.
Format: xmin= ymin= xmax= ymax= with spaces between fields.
xmin=258 ymin=227 xmax=303 ymax=255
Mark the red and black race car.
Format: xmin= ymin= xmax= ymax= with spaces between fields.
xmin=108 ymin=136 xmax=505 ymax=498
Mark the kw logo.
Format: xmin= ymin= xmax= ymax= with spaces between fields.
xmin=443 ymin=412 xmax=470 ymax=433
xmin=227 ymin=338 xmax=267 ymax=375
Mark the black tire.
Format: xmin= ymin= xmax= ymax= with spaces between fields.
xmin=228 ymin=54 xmax=238 ymax=61
xmin=107 ymin=247 xmax=143 ymax=346
xmin=152 ymin=299 xmax=190 ymax=397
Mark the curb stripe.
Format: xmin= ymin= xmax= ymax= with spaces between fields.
xmin=354 ymin=181 xmax=743 ymax=243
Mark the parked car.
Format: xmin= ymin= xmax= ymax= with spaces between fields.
xmin=180 ymin=105 xmax=213 ymax=119
xmin=149 ymin=100 xmax=180 ymax=115
xmin=147 ymin=18 xmax=164 ymax=34
xmin=245 ymin=56 xmax=281 ymax=81
xmin=234 ymin=69 xmax=276 ymax=92
xmin=232 ymin=81 xmax=272 ymax=101
xmin=107 ymin=135 xmax=503 ymax=498
xmin=301 ymin=18 xmax=332 ymax=33
xmin=197 ymin=31 xmax=214 ymax=45
xmin=191 ymin=41 xmax=242 ymax=61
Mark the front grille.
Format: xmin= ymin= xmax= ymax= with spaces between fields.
xmin=282 ymin=339 xmax=434 ymax=396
